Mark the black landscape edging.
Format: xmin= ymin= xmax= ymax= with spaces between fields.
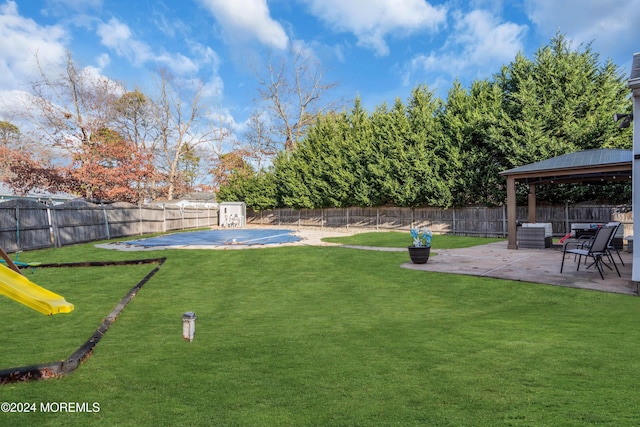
xmin=0 ymin=257 xmax=166 ymax=384
xmin=35 ymin=258 xmax=166 ymax=269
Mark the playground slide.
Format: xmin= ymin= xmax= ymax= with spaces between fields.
xmin=0 ymin=264 xmax=74 ymax=315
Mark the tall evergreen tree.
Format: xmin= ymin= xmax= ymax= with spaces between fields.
xmin=480 ymin=32 xmax=630 ymax=204
xmin=495 ymin=32 xmax=631 ymax=166
xmin=221 ymin=33 xmax=632 ymax=210
xmin=442 ymin=80 xmax=509 ymax=206
xmin=406 ymin=85 xmax=453 ymax=207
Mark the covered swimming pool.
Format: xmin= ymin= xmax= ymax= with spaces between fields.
xmin=124 ymin=228 xmax=301 ymax=248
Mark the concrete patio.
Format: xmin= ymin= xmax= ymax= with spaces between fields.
xmin=400 ymin=241 xmax=638 ymax=296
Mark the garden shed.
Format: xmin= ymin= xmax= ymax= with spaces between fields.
xmin=219 ymin=202 xmax=246 ymax=227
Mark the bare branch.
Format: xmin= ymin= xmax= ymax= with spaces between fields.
xmin=253 ymin=46 xmax=341 ymax=152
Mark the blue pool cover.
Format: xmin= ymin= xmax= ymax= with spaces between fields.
xmin=125 ymin=229 xmax=301 ymax=247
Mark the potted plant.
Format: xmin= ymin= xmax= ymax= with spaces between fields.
xmin=408 ymin=227 xmax=432 ymax=264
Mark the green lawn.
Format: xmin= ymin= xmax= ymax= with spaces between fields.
xmin=1 ymin=232 xmax=640 ymax=426
xmin=322 ymin=231 xmax=505 ymax=248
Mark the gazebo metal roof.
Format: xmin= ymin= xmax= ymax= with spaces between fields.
xmin=499 ymin=149 xmax=632 ymax=185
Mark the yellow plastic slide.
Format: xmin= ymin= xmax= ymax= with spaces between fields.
xmin=0 ymin=263 xmax=74 ymax=315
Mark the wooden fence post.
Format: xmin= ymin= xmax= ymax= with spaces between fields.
xmin=46 ymin=206 xmax=55 ymax=246
xmin=102 ymin=204 xmax=111 ymax=240
xmin=452 ymin=208 xmax=456 ymax=235
xmin=502 ymin=205 xmax=507 ymax=237
xmin=53 ymin=207 xmax=61 ymax=248
xmin=15 ymin=206 xmax=20 ymax=248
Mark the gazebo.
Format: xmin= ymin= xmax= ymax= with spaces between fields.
xmin=499 ymin=149 xmax=632 ymax=249
xmin=502 ymin=51 xmax=640 ymax=285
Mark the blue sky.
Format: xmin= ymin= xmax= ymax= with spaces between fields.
xmin=1 ymin=0 xmax=640 ymax=140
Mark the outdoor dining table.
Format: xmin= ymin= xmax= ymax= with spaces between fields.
xmin=570 ymin=223 xmax=603 ymax=239
xmin=570 ymin=223 xmax=624 ymax=249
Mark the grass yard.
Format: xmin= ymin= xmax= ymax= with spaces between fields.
xmin=1 ymin=232 xmax=640 ymax=426
xmin=322 ymin=231 xmax=505 ymax=248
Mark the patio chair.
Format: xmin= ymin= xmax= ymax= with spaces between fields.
xmin=560 ymin=225 xmax=619 ymax=280
xmin=604 ymin=221 xmax=625 ymax=267
xmin=561 ymin=231 xmax=598 ymax=264
xmin=578 ymin=221 xmax=624 ymax=269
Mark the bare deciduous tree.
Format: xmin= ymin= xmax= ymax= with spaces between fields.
xmin=151 ymin=69 xmax=224 ymax=200
xmin=6 ymin=51 xmax=125 ymax=199
xmin=254 ymin=46 xmax=340 ymax=151
xmin=26 ymin=51 xmax=121 ymax=154
xmin=242 ymin=110 xmax=278 ymax=170
xmin=114 ymin=89 xmax=155 ymax=150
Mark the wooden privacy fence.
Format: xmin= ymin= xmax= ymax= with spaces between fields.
xmin=1 ymin=200 xmax=632 ymax=252
xmin=0 ymin=199 xmax=219 ymax=253
xmin=247 ymin=205 xmax=633 ymax=238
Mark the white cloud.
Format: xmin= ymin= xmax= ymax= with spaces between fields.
xmin=157 ymin=52 xmax=200 ymax=75
xmin=301 ymin=0 xmax=447 ymax=56
xmin=451 ymin=9 xmax=526 ymax=66
xmin=0 ymin=89 xmax=34 ymax=120
xmin=197 ymin=0 xmax=288 ymax=49
xmin=96 ymin=18 xmax=207 ymax=77
xmin=0 ymin=0 xmax=71 ymax=121
xmin=81 ymin=65 xmax=127 ymax=97
xmin=201 ymin=76 xmax=224 ymax=100
xmin=152 ymin=10 xmax=189 ymax=39
xmin=189 ymin=42 xmax=221 ymax=72
xmin=96 ymin=18 xmax=153 ymax=66
xmin=524 ymin=0 xmax=640 ymax=64
xmin=290 ymin=39 xmax=318 ymax=63
xmin=94 ymin=17 xmax=226 ymax=109
xmin=0 ymin=1 xmax=68 ymax=92
xmin=45 ymin=0 xmax=103 ymax=13
xmin=403 ymin=9 xmax=526 ymax=88
xmin=96 ymin=53 xmax=110 ymax=69
xmin=0 ymin=0 xmax=229 ymax=150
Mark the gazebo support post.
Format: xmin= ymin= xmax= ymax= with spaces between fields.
xmin=507 ymin=176 xmax=518 ymax=249
xmin=633 ymin=90 xmax=640 ymax=282
xmin=528 ymin=184 xmax=537 ymax=224
xmin=630 ymin=52 xmax=640 ymax=283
